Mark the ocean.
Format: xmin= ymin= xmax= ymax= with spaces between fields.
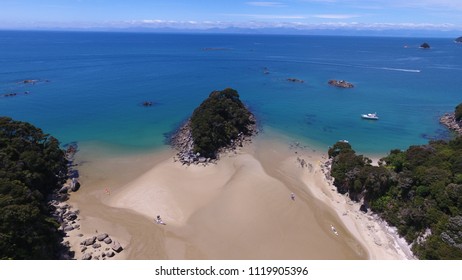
xmin=1 ymin=31 xmax=461 ymax=155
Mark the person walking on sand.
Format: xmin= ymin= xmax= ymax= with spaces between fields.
xmin=290 ymin=193 xmax=295 ymax=201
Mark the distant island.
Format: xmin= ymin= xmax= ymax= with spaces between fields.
xmin=328 ymin=79 xmax=354 ymax=88
xmin=171 ymin=88 xmax=256 ymax=164
xmin=420 ymin=42 xmax=431 ymax=49
xmin=328 ymin=102 xmax=462 ymax=259
xmin=455 ymin=37 xmax=462 ymax=43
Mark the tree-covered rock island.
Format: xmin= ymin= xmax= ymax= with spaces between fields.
xmin=328 ymin=103 xmax=462 ymax=259
xmin=171 ymin=88 xmax=256 ymax=164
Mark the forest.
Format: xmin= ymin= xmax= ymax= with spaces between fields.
xmin=190 ymin=88 xmax=255 ymax=158
xmin=329 ymin=123 xmax=462 ymax=259
xmin=0 ymin=117 xmax=68 ymax=259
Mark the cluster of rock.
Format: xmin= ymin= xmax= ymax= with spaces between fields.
xmin=170 ymin=120 xmax=212 ymax=165
xmin=79 ymin=233 xmax=123 ymax=260
xmin=440 ymin=113 xmax=462 ymax=135
xmin=328 ymin=79 xmax=354 ymax=88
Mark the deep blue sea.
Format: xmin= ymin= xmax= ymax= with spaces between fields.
xmin=1 ymin=31 xmax=461 ymax=154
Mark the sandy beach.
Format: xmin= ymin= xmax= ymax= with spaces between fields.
xmin=64 ymin=136 xmax=413 ymax=260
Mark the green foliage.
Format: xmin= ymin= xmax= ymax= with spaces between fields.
xmin=455 ymin=103 xmax=462 ymax=122
xmin=329 ymin=136 xmax=462 ymax=259
xmin=190 ymin=88 xmax=254 ymax=158
xmin=0 ymin=117 xmax=68 ymax=259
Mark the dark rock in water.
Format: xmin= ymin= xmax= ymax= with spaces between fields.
xmin=287 ymin=78 xmax=304 ymax=83
xmin=455 ymin=36 xmax=462 ymax=43
xmin=328 ymin=79 xmax=354 ymax=88
xmin=359 ymin=204 xmax=368 ymax=213
xmin=141 ymin=101 xmax=154 ymax=107
xmin=420 ymin=42 xmax=431 ymax=49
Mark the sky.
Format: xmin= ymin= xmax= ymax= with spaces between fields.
xmin=1 ymin=0 xmax=462 ymax=35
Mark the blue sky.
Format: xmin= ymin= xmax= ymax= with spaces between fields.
xmin=1 ymin=0 xmax=462 ymax=34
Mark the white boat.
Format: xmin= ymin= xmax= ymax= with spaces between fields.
xmin=361 ymin=113 xmax=379 ymax=120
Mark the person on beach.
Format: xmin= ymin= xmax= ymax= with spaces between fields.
xmin=156 ymin=215 xmax=165 ymax=225
xmin=290 ymin=193 xmax=295 ymax=201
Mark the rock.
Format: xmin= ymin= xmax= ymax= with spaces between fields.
xmin=97 ymin=233 xmax=109 ymax=241
xmin=106 ymin=251 xmax=115 ymax=258
xmin=80 ymin=246 xmax=87 ymax=253
xmin=420 ymin=42 xmax=431 ymax=49
xmin=328 ymin=79 xmax=354 ymax=88
xmin=66 ymin=211 xmax=78 ymax=221
xmin=103 ymin=237 xmax=112 ymax=244
xmin=70 ymin=179 xmax=80 ymax=192
xmin=81 ymin=253 xmax=92 ymax=260
xmin=198 ymin=157 xmax=207 ymax=163
xmin=83 ymin=236 xmax=97 ymax=246
xmin=111 ymin=241 xmax=123 ymax=253
xmin=73 ymin=224 xmax=80 ymax=229
xmin=359 ymin=204 xmax=368 ymax=213
xmin=58 ymin=186 xmax=69 ymax=194
xmin=63 ymin=225 xmax=74 ymax=232
xmin=92 ymin=243 xmax=102 ymax=249
xmin=287 ymin=78 xmax=304 ymax=83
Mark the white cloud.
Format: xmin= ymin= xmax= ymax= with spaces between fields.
xmin=226 ymin=13 xmax=306 ymax=19
xmin=125 ymin=19 xmax=459 ymax=31
xmin=314 ymin=14 xmax=360 ymax=19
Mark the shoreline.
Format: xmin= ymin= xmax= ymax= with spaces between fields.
xmin=63 ymin=135 xmax=413 ymax=260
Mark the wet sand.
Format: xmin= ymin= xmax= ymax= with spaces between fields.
xmin=65 ymin=136 xmax=412 ymax=260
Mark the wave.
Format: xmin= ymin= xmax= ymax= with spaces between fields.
xmin=378 ymin=67 xmax=421 ymax=73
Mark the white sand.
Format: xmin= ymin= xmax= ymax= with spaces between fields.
xmin=65 ymin=137 xmax=413 ymax=260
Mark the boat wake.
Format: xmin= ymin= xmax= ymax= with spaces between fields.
xmin=379 ymin=67 xmax=421 ymax=73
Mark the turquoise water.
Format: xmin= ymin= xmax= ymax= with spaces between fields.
xmin=1 ymin=31 xmax=461 ymax=154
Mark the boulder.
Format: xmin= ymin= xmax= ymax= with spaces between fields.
xmin=58 ymin=186 xmax=69 ymax=194
xmin=106 ymin=251 xmax=115 ymax=258
xmin=83 ymin=236 xmax=97 ymax=246
xmin=103 ymin=237 xmax=112 ymax=244
xmin=97 ymin=233 xmax=109 ymax=241
xmin=111 ymin=241 xmax=123 ymax=253
xmin=81 ymin=253 xmax=92 ymax=260
xmin=63 ymin=225 xmax=74 ymax=232
xmin=92 ymin=243 xmax=101 ymax=249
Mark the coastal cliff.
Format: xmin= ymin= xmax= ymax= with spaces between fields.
xmin=440 ymin=103 xmax=462 ymax=135
xmin=171 ymin=88 xmax=256 ymax=164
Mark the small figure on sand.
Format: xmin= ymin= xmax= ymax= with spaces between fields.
xmin=290 ymin=193 xmax=296 ymax=201
xmin=156 ymin=215 xmax=166 ymax=225
xmin=104 ymin=187 xmax=111 ymax=195
xmin=331 ymin=224 xmax=339 ymax=236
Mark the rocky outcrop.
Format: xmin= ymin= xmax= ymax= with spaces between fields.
xmin=78 ymin=233 xmax=124 ymax=260
xmin=440 ymin=113 xmax=462 ymax=135
xmin=170 ymin=116 xmax=257 ymax=166
xmin=328 ymin=79 xmax=354 ymax=88
xmin=287 ymin=78 xmax=304 ymax=83
xmin=420 ymin=42 xmax=431 ymax=49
